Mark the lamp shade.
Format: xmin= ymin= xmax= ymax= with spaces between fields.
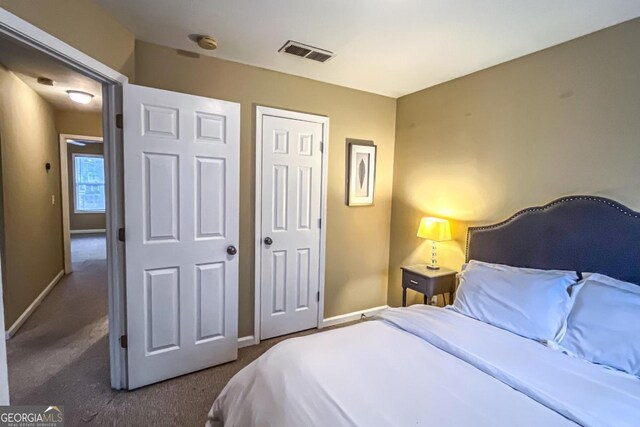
xmin=417 ymin=217 xmax=451 ymax=242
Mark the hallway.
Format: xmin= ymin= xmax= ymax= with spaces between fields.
xmin=7 ymin=234 xmax=110 ymax=419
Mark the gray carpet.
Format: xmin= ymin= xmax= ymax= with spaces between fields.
xmin=7 ymin=234 xmax=348 ymax=426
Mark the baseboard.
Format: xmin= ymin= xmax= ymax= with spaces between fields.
xmin=237 ymin=306 xmax=389 ymax=347
xmin=5 ymin=270 xmax=65 ymax=340
xmin=237 ymin=335 xmax=255 ymax=349
xmin=70 ymin=229 xmax=106 ymax=235
xmin=322 ymin=305 xmax=389 ymax=328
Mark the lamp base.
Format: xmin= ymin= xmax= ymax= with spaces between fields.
xmin=427 ymin=240 xmax=440 ymax=270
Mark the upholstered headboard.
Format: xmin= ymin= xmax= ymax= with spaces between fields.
xmin=466 ymin=196 xmax=640 ymax=285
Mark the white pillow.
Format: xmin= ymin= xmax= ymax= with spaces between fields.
xmin=451 ymin=260 xmax=579 ymax=342
xmin=558 ymin=273 xmax=640 ymax=376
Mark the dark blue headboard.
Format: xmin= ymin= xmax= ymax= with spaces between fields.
xmin=466 ymin=196 xmax=640 ymax=285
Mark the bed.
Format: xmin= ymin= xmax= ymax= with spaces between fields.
xmin=208 ymin=196 xmax=640 ymax=426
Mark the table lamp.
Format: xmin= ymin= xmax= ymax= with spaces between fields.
xmin=417 ymin=217 xmax=451 ymax=270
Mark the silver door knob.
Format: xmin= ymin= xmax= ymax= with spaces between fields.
xmin=264 ymin=237 xmax=273 ymax=245
xmin=227 ymin=246 xmax=237 ymax=255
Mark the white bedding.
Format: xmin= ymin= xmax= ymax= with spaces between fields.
xmin=208 ymin=305 xmax=640 ymax=426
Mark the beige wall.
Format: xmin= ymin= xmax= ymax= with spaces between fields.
xmin=0 ymin=66 xmax=63 ymax=326
xmin=388 ymin=18 xmax=640 ymax=306
xmin=135 ymin=41 xmax=397 ymax=336
xmin=0 ymin=0 xmax=135 ymax=79
xmin=56 ymin=111 xmax=105 ymax=231
xmin=8 ymin=0 xmax=638 ymax=329
xmin=56 ymin=110 xmax=102 ymax=137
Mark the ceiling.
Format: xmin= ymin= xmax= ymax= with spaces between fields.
xmin=96 ymin=0 xmax=640 ymax=97
xmin=0 ymin=34 xmax=102 ymax=113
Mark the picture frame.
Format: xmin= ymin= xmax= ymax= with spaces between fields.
xmin=346 ymin=140 xmax=377 ymax=206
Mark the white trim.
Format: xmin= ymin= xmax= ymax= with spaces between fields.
xmin=59 ymin=135 xmax=72 ymax=274
xmin=254 ymin=106 xmax=330 ymax=345
xmin=61 ymin=134 xmax=103 ymax=142
xmin=70 ymin=229 xmax=107 ymax=235
xmin=5 ymin=270 xmax=64 ymax=340
xmin=237 ymin=336 xmax=255 ymax=349
xmin=322 ymin=305 xmax=389 ymax=328
xmin=103 ymin=84 xmax=128 ymax=390
xmin=317 ymin=117 xmax=330 ymax=331
xmin=0 ymin=8 xmax=127 ymax=84
xmin=74 ymin=211 xmax=107 ymax=215
xmin=0 ymin=253 xmax=8 ymax=403
xmin=1 ymin=8 xmax=129 ymax=390
xmin=60 ymin=134 xmax=104 ymax=274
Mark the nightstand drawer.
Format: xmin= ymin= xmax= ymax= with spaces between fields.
xmin=403 ymin=271 xmax=427 ymax=293
xmin=427 ymin=274 xmax=456 ymax=296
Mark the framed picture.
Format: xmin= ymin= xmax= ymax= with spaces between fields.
xmin=346 ymin=140 xmax=377 ymax=206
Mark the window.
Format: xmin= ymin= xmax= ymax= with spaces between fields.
xmin=73 ymin=154 xmax=105 ymax=213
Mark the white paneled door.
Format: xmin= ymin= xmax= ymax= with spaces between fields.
xmin=259 ymin=113 xmax=325 ymax=340
xmin=123 ymin=84 xmax=240 ymax=389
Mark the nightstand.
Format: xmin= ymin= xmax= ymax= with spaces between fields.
xmin=400 ymin=265 xmax=457 ymax=307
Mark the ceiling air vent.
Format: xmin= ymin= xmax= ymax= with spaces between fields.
xmin=279 ymin=40 xmax=334 ymax=63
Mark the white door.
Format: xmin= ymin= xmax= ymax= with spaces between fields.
xmin=123 ymin=84 xmax=240 ymax=389
xmin=260 ymin=113 xmax=325 ymax=339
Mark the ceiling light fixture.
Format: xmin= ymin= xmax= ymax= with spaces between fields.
xmin=67 ymin=90 xmax=94 ymax=104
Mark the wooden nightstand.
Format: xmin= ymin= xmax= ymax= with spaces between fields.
xmin=400 ymin=265 xmax=457 ymax=307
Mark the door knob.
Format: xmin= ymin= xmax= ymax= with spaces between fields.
xmin=226 ymin=245 xmax=237 ymax=255
xmin=264 ymin=237 xmax=273 ymax=245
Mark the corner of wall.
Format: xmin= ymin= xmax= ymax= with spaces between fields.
xmin=385 ymin=19 xmax=640 ymax=307
xmin=386 ymin=98 xmax=404 ymax=307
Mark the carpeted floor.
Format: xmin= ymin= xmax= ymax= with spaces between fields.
xmin=7 ymin=234 xmax=347 ymax=426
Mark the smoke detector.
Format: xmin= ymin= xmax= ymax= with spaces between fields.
xmin=189 ymin=34 xmax=218 ymax=50
xmin=279 ymin=40 xmax=334 ymax=63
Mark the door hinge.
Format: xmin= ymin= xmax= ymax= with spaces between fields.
xmin=116 ymin=113 xmax=123 ymax=129
xmin=320 ymin=142 xmax=324 ymax=152
xmin=316 ymin=291 xmax=320 ymax=302
xmin=118 ymin=227 xmax=125 ymax=242
xmin=120 ymin=335 xmax=128 ymax=349
xmin=318 ymin=218 xmax=322 ymax=229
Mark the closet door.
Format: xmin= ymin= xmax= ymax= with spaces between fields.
xmin=259 ymin=113 xmax=324 ymax=340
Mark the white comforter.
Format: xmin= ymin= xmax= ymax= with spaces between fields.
xmin=208 ymin=305 xmax=640 ymax=426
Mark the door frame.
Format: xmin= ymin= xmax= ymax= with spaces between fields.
xmin=0 ymin=7 xmax=128 ymax=389
xmin=254 ymin=106 xmax=329 ymax=345
xmin=59 ymin=134 xmax=104 ymax=274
